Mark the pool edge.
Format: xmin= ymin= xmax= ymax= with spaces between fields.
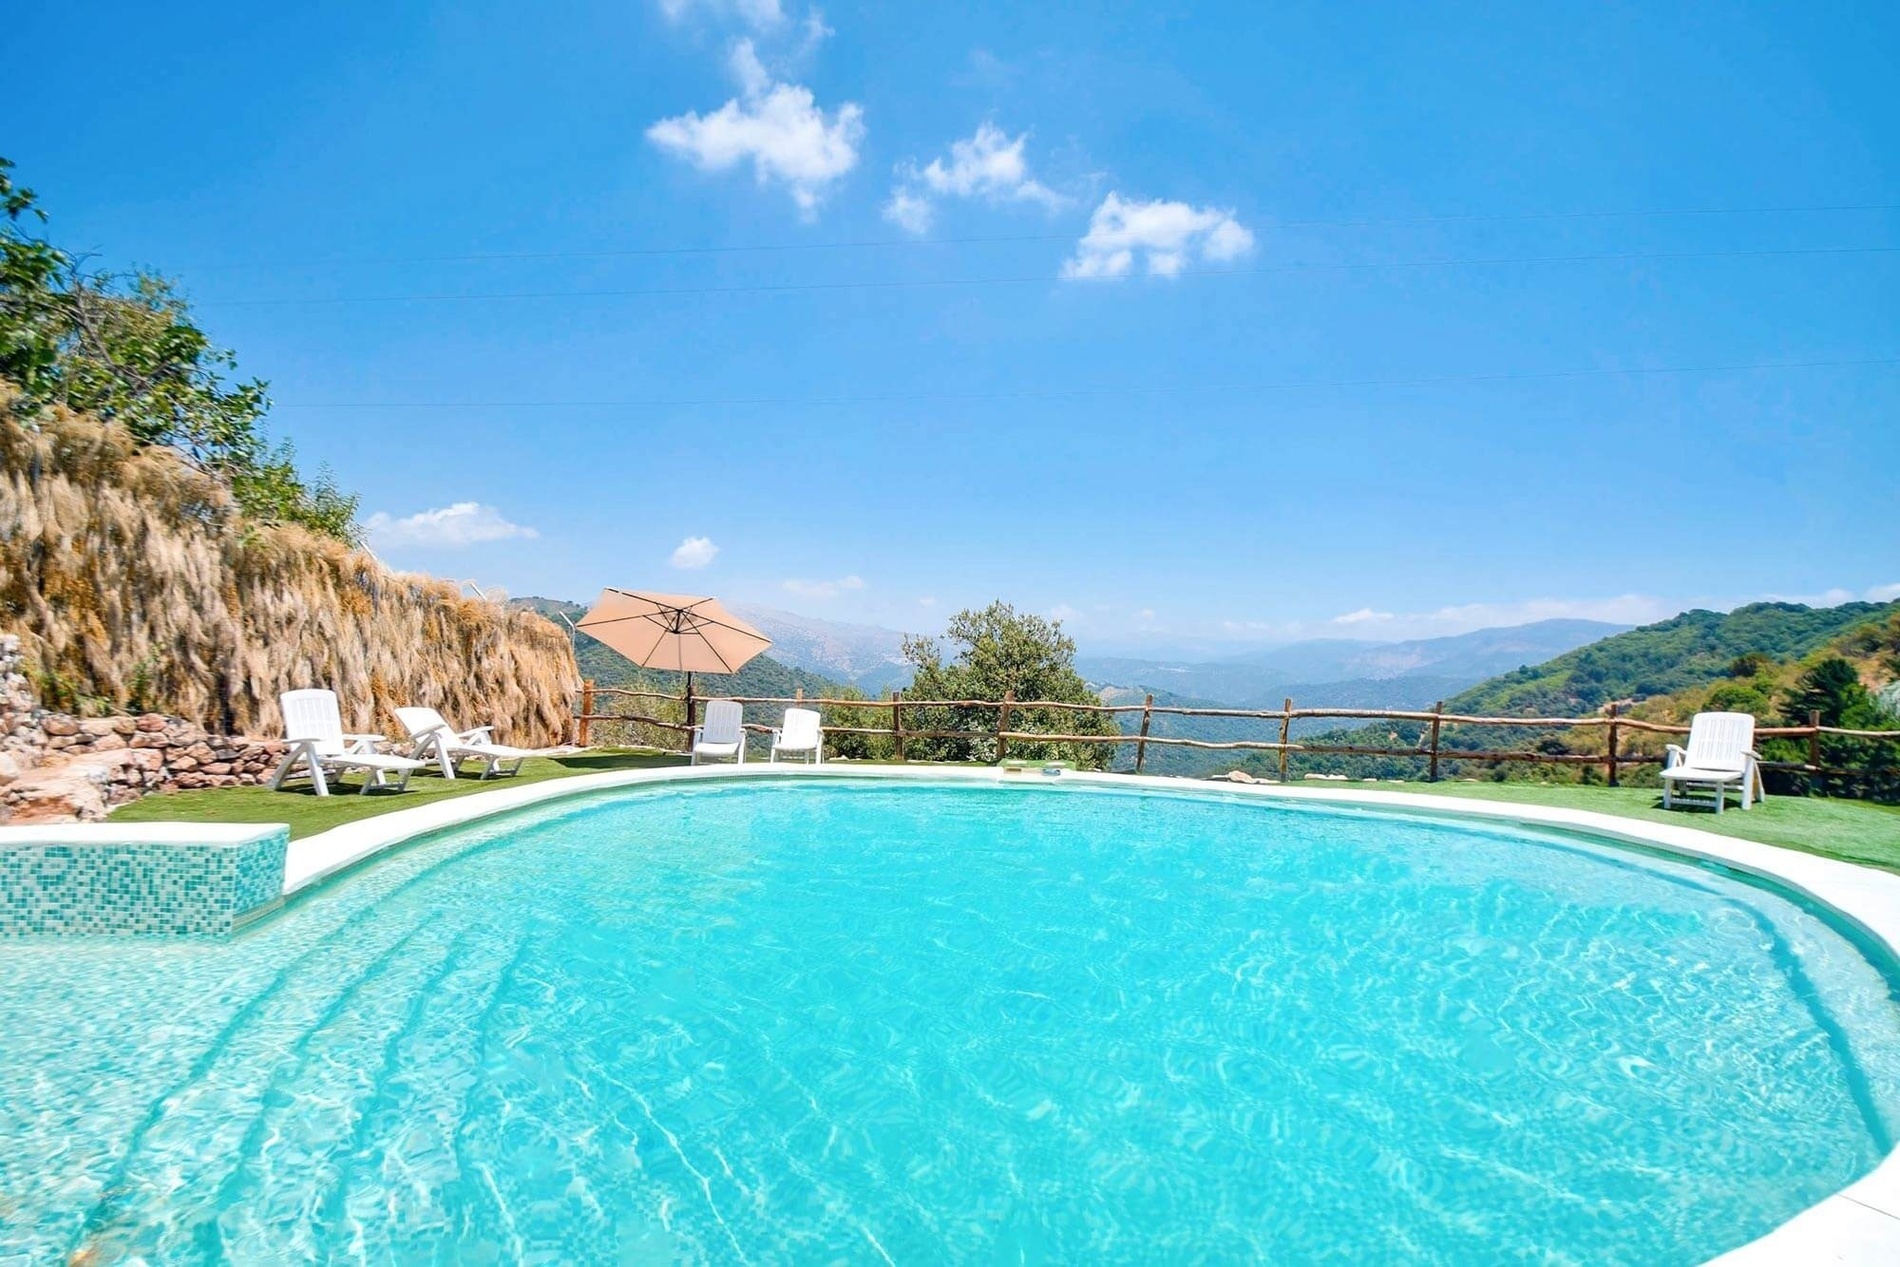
xmin=252 ymin=766 xmax=1900 ymax=1263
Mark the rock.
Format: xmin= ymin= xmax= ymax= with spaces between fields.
xmin=0 ymin=751 xmax=21 ymax=786
xmin=41 ymin=715 xmax=79 ymax=737
xmin=89 ymin=733 xmax=128 ymax=752
xmin=130 ymin=733 xmax=170 ymax=749
xmin=168 ymin=756 xmax=199 ymax=772
xmin=111 ymin=716 xmax=137 ymax=735
xmin=202 ymin=762 xmax=233 ymax=775
xmin=79 ymin=718 xmax=120 ymax=737
xmin=123 ymin=749 xmax=164 ymax=772
xmin=183 ymin=742 xmax=217 ymax=764
xmin=1224 ymin=769 xmax=1256 ymax=783
xmin=5 ymin=759 xmax=114 ymax=823
xmin=136 ymin=713 xmax=169 ymax=732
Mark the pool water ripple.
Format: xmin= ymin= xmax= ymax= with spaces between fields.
xmin=3 ymin=780 xmax=1899 ymax=1263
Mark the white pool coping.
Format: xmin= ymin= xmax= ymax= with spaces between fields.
xmin=90 ymin=765 xmax=1900 ymax=1259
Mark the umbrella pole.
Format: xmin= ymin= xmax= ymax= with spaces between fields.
xmin=683 ymin=671 xmax=696 ymax=751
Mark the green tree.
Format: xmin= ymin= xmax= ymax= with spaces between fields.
xmin=0 ymin=156 xmax=358 ymax=541
xmin=1782 ymin=657 xmax=1873 ymax=728
xmin=901 ymin=601 xmax=1121 ymax=769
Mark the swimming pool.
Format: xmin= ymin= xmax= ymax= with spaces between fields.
xmin=4 ymin=779 xmax=1898 ymax=1263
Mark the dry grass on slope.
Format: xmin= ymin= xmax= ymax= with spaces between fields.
xmin=0 ymin=391 xmax=576 ymax=744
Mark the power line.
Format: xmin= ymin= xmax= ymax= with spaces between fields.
xmin=197 ymin=244 xmax=1900 ymax=308
xmin=270 ymin=354 xmax=1900 ymax=411
xmin=175 ymin=201 xmax=1900 ymax=270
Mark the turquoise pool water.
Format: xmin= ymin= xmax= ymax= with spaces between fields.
xmin=4 ymin=780 xmax=1899 ymax=1263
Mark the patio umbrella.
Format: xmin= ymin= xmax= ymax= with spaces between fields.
xmin=574 ymin=589 xmax=772 ymax=728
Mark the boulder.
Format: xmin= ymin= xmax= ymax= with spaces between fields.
xmin=40 ymin=715 xmax=79 ymax=737
xmin=136 ymin=713 xmax=169 ymax=732
xmin=79 ymin=718 xmax=120 ymax=737
xmin=4 ymin=757 xmax=120 ymax=823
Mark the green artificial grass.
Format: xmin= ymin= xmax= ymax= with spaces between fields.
xmin=108 ymin=749 xmax=687 ymax=839
xmin=109 ymin=753 xmax=1900 ymax=871
xmin=1308 ymin=780 xmax=1900 ymax=873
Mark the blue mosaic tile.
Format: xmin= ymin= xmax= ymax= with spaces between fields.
xmin=0 ymin=829 xmax=288 ymax=937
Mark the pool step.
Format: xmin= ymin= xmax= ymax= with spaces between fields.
xmin=62 ymin=916 xmax=472 ymax=1262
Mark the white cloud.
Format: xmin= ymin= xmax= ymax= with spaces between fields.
xmin=782 ymin=573 xmax=866 ymax=600
xmin=883 ymin=186 xmax=934 ymax=235
xmin=884 ymin=122 xmax=1063 ymax=235
xmin=659 ymin=0 xmax=787 ymax=30
xmin=727 ymin=37 xmax=772 ymax=95
xmin=647 ymin=45 xmax=863 ymax=215
xmin=670 ymin=536 xmax=720 ymax=569
xmin=783 ymin=574 xmax=865 ymax=599
xmin=1060 ymin=192 xmax=1254 ymax=278
xmin=1318 ymin=594 xmax=1675 ymax=640
xmin=1048 ymin=603 xmax=1079 ymax=622
xmin=1867 ymin=582 xmax=1900 ymax=603
xmin=364 ymin=502 xmax=537 ymax=551
xmin=917 ymin=595 xmax=938 ymax=608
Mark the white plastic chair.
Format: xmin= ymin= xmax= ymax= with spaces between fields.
xmin=1661 ymin=711 xmax=1764 ymax=813
xmin=395 ymin=706 xmax=534 ymax=780
xmin=269 ymin=689 xmax=425 ymax=797
xmin=770 ymin=707 xmax=824 ymax=764
xmin=691 ymin=699 xmax=746 ymax=765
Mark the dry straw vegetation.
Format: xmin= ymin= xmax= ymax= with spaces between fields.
xmin=0 ymin=391 xmax=576 ymax=744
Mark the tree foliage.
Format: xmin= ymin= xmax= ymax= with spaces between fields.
xmin=900 ymin=601 xmax=1120 ymax=768
xmin=0 ymin=156 xmax=357 ymax=541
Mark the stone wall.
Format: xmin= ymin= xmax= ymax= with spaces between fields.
xmin=0 ymin=635 xmax=291 ymax=824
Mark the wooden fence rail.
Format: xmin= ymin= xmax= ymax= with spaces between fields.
xmin=570 ymin=681 xmax=1899 ymax=783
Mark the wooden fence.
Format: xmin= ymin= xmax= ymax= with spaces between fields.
xmin=569 ymin=682 xmax=1899 ymax=784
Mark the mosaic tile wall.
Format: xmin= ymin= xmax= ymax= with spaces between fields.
xmin=0 ymin=829 xmax=289 ymax=937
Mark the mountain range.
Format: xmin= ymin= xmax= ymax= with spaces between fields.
xmin=720 ymin=609 xmax=1626 ymax=705
xmin=1075 ymin=619 xmax=1626 ymax=707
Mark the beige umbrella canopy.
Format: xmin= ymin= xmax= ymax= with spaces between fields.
xmin=575 ymin=589 xmax=772 ymax=676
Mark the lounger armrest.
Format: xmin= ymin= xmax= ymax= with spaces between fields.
xmin=1663 ymin=744 xmax=1687 ymax=769
xmin=458 ymin=725 xmax=497 ymax=743
xmin=342 ymin=733 xmax=386 ymax=753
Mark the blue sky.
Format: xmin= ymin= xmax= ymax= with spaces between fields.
xmin=9 ymin=1 xmax=1898 ymax=650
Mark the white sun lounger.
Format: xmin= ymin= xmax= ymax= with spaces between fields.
xmin=770 ymin=707 xmax=824 ymax=764
xmin=691 ymin=699 xmax=747 ymax=765
xmin=395 ymin=706 xmax=535 ymax=780
xmin=269 ymin=689 xmax=425 ymax=797
xmin=1661 ymin=711 xmax=1765 ymax=813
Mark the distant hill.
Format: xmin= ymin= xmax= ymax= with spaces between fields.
xmin=1244 ymin=599 xmax=1900 ymax=784
xmin=1079 ymin=619 xmax=1626 ymax=710
xmin=725 ymin=603 xmax=913 ymax=692
xmin=1450 ymin=602 xmax=1900 ymax=716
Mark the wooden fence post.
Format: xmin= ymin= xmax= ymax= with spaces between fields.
xmin=1427 ymin=701 xmax=1444 ymax=782
xmin=996 ymin=691 xmax=1013 ymax=762
xmin=1134 ymin=693 xmax=1154 ymax=774
xmin=1809 ymin=709 xmax=1823 ymax=772
xmin=1605 ymin=702 xmax=1620 ymax=787
xmin=892 ymin=689 xmax=906 ymax=762
xmin=577 ymin=679 xmax=595 ymax=747
xmin=1278 ymin=698 xmax=1293 ymax=782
